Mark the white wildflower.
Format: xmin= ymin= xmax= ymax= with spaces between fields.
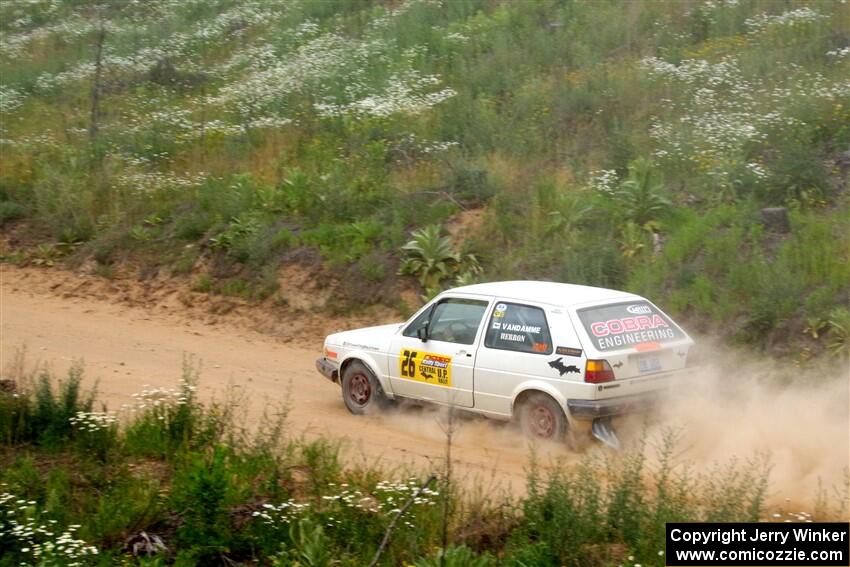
xmin=745 ymin=8 xmax=827 ymax=34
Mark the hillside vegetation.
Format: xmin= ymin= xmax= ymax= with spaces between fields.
xmin=1 ymin=0 xmax=848 ymax=357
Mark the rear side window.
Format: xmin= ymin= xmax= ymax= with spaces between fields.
xmin=485 ymin=302 xmax=553 ymax=354
xmin=577 ymin=301 xmax=685 ymax=352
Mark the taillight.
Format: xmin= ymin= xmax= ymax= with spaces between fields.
xmin=585 ymin=359 xmax=615 ymax=383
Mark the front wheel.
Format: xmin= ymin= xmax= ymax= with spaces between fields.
xmin=341 ymin=361 xmax=387 ymax=415
xmin=518 ymin=392 xmax=567 ymax=442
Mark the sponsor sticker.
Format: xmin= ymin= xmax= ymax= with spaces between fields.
xmin=590 ymin=315 xmax=669 ymax=337
xmin=626 ymin=304 xmax=653 ymax=315
xmin=555 ymin=346 xmax=582 ymax=357
xmin=399 ymin=349 xmax=452 ymax=387
xmin=342 ymin=341 xmax=380 ymax=351
xmin=499 ymin=323 xmax=542 ymax=334
xmin=499 ymin=332 xmax=525 ymax=343
xmin=589 ymin=316 xmax=674 ymax=350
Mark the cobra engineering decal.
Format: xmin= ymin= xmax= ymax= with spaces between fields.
xmin=399 ymin=349 xmax=452 ymax=387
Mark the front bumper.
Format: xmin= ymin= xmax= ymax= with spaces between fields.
xmin=315 ymin=357 xmax=339 ymax=383
xmin=567 ymin=390 xmax=659 ymax=420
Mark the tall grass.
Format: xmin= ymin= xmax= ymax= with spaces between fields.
xmin=0 ymin=357 xmax=96 ymax=448
xmin=0 ymin=365 xmax=846 ymax=566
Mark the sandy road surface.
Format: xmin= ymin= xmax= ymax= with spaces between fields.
xmin=0 ymin=266 xmax=540 ymax=493
xmin=2 ymin=266 xmax=848 ymax=508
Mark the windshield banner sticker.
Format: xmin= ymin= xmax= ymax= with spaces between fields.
xmin=578 ymin=302 xmax=685 ymax=351
xmin=400 ymin=349 xmax=452 ymax=387
xmin=590 ymin=316 xmax=675 ymax=350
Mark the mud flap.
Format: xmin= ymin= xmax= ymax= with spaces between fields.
xmin=591 ymin=417 xmax=622 ymax=451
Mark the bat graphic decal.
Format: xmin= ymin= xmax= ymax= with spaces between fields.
xmin=612 ymin=361 xmax=623 ymax=368
xmin=548 ymin=357 xmax=579 ymax=376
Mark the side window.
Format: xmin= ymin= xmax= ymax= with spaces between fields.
xmin=402 ymin=307 xmax=431 ymax=338
xmin=485 ymin=302 xmax=553 ymax=354
xmin=403 ymin=298 xmax=488 ymax=345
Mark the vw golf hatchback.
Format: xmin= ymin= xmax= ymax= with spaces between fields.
xmin=316 ymin=281 xmax=694 ymax=448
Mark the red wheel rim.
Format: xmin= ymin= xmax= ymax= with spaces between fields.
xmin=529 ymin=405 xmax=555 ymax=438
xmin=349 ymin=373 xmax=371 ymax=406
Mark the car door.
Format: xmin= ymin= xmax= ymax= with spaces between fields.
xmin=473 ymin=300 xmax=560 ymax=415
xmin=388 ymin=295 xmax=490 ymax=408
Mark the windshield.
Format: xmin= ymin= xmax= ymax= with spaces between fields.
xmin=576 ymin=300 xmax=685 ymax=352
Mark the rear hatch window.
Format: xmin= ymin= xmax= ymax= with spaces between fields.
xmin=576 ymin=300 xmax=685 ymax=353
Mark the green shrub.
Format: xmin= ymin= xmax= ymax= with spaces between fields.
xmin=446 ymin=162 xmax=495 ymax=205
xmin=0 ymin=363 xmax=96 ymax=448
xmin=123 ymin=363 xmax=205 ymax=458
xmin=172 ymin=447 xmax=234 ymax=561
xmin=608 ymin=158 xmax=671 ymax=228
xmin=271 ymin=517 xmax=335 ymax=567
xmin=0 ymin=201 xmax=25 ymax=225
xmin=827 ymin=307 xmax=850 ymax=358
xmin=505 ymin=433 xmax=769 ymax=567
xmin=414 ymin=545 xmax=495 ymax=567
xmin=81 ymin=471 xmax=163 ymax=547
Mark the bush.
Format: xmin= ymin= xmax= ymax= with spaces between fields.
xmin=0 ymin=362 xmax=96 ymax=448
xmin=123 ymin=361 xmax=207 ymax=458
xmin=608 ymin=158 xmax=671 ymax=228
xmin=505 ymin=434 xmax=769 ymax=567
xmin=172 ymin=447 xmax=234 ymax=561
xmin=0 ymin=201 xmax=25 ymax=225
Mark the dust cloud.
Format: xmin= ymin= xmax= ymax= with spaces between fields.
xmin=365 ymin=338 xmax=849 ymax=510
xmin=635 ymin=340 xmax=849 ymax=509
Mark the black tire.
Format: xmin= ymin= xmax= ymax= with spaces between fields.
xmin=341 ymin=361 xmax=387 ymax=415
xmin=518 ymin=392 xmax=567 ymax=442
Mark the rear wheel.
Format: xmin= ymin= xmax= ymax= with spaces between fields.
xmin=341 ymin=361 xmax=387 ymax=415
xmin=518 ymin=392 xmax=567 ymax=442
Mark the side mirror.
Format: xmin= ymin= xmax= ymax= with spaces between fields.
xmin=416 ymin=323 xmax=429 ymax=342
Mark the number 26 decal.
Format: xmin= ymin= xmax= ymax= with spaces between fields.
xmin=401 ymin=349 xmax=417 ymax=378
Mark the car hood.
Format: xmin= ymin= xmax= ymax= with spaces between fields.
xmin=327 ymin=323 xmax=403 ymax=353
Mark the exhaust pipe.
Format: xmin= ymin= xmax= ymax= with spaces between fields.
xmin=591 ymin=417 xmax=622 ymax=451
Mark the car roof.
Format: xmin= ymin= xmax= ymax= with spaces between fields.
xmin=448 ymin=280 xmax=639 ymax=308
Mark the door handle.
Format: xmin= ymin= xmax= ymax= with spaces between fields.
xmin=457 ymin=350 xmax=472 ymax=357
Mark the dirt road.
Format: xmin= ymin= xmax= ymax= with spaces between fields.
xmin=2 ymin=265 xmax=848 ymax=507
xmin=0 ymin=266 xmax=540 ymax=493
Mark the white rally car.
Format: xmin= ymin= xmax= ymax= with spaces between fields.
xmin=315 ymin=281 xmax=694 ymax=448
